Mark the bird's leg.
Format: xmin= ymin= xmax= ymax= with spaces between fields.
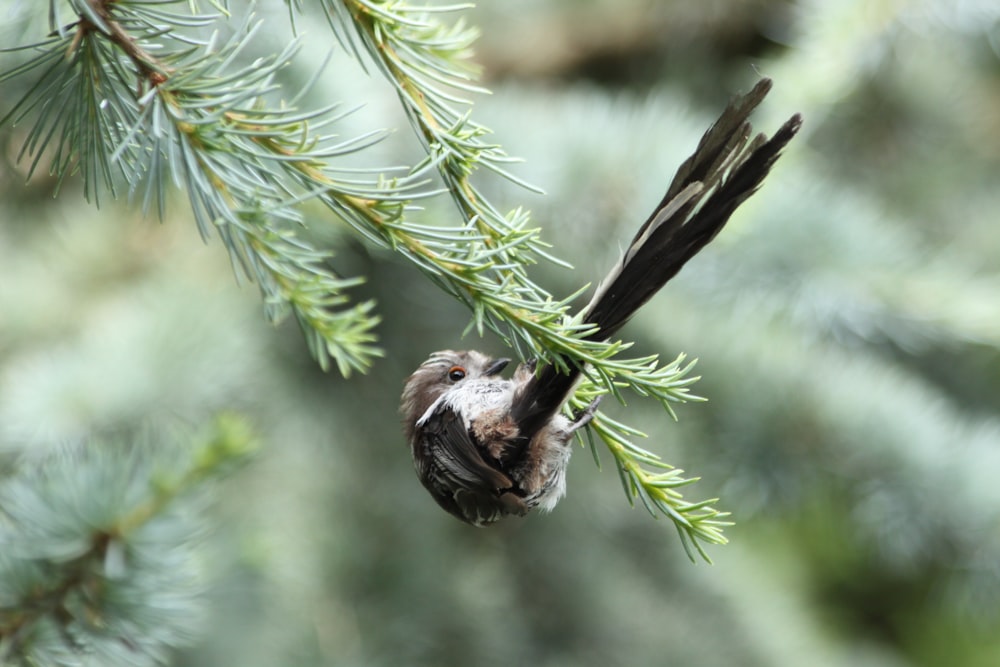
xmin=568 ymin=396 xmax=603 ymax=434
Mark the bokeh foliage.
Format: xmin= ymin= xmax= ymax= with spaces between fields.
xmin=2 ymin=1 xmax=999 ymax=666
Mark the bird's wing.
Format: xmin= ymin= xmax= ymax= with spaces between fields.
xmin=417 ymin=404 xmax=523 ymax=525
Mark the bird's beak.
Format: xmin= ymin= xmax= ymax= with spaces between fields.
xmin=485 ymin=358 xmax=511 ymax=376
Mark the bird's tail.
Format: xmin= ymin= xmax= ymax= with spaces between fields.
xmin=513 ymin=78 xmax=803 ymax=438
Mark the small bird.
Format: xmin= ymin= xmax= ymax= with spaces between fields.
xmin=401 ymin=78 xmax=802 ymax=526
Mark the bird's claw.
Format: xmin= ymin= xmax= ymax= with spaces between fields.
xmin=568 ymin=395 xmax=603 ymax=433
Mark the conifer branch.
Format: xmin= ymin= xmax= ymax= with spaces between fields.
xmin=0 ymin=1 xmax=800 ymax=558
xmin=2 ymin=2 xmax=410 ymax=375
xmin=0 ymin=416 xmax=255 ymax=664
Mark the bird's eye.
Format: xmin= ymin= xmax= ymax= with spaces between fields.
xmin=448 ymin=366 xmax=466 ymax=382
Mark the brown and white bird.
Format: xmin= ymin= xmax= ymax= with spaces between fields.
xmin=401 ymin=78 xmax=802 ymax=526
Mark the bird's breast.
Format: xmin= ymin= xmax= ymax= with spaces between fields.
xmin=443 ymin=378 xmax=515 ymax=428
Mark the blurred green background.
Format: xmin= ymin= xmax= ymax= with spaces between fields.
xmin=2 ymin=0 xmax=1000 ymax=665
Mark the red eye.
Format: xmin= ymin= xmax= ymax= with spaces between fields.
xmin=448 ymin=366 xmax=466 ymax=382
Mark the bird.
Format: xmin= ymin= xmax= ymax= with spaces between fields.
xmin=401 ymin=78 xmax=802 ymax=526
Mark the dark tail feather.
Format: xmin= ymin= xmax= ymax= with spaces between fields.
xmin=512 ymin=79 xmax=802 ymax=439
xmin=582 ymin=80 xmax=802 ymax=339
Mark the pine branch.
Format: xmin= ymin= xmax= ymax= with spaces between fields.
xmin=0 ymin=415 xmax=255 ymax=666
xmin=0 ymin=1 xmax=799 ymax=558
xmin=2 ymin=2 xmax=414 ymax=375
